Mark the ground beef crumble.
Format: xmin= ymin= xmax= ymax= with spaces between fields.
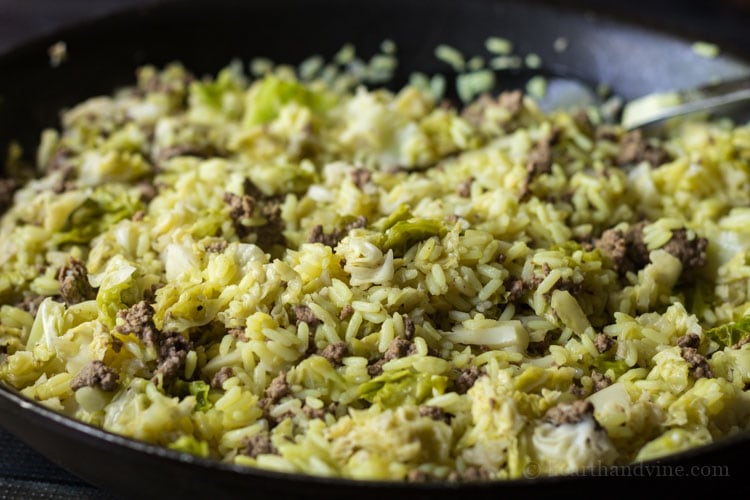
xmin=594 ymin=333 xmax=615 ymax=354
xmin=205 ymin=239 xmax=228 ymax=253
xmin=527 ymin=331 xmax=555 ymax=356
xmin=590 ymin=370 xmax=611 ymax=392
xmin=662 ymin=228 xmax=708 ymax=273
xmin=293 ymin=305 xmax=322 ymax=329
xmin=16 ymin=294 xmax=45 ymax=316
xmin=454 ymin=365 xmax=481 ymax=394
xmin=307 ymin=216 xmax=368 ymax=248
xmin=319 ymin=342 xmax=348 ymax=366
xmin=456 ymin=177 xmax=474 ymax=198
xmin=136 ymin=180 xmax=158 ymax=203
xmin=350 ymin=167 xmax=372 ymax=190
xmin=265 ymin=371 xmax=290 ymax=402
xmin=402 ymin=314 xmax=415 ymax=339
xmin=228 ymin=327 xmax=248 ymax=342
xmin=507 ymin=279 xmax=526 ymax=302
xmin=595 ymin=221 xmax=651 ymax=275
xmin=339 ymin=304 xmax=354 ymax=320
xmin=153 ymin=332 xmax=191 ymax=384
xmin=418 ymin=405 xmax=452 ymax=424
xmin=526 ymin=137 xmax=553 ymax=178
xmin=57 ymin=257 xmax=97 ymax=306
xmin=116 ymin=301 xmax=159 ymax=347
xmin=543 ymin=400 xmax=595 ymax=426
xmin=461 ymin=90 xmax=524 ymax=131
xmin=367 ymin=359 xmax=386 ymax=377
xmin=681 ymin=347 xmax=714 ymax=379
xmin=384 ymin=338 xmax=416 ymax=361
xmin=70 ymin=360 xmax=119 ymax=391
xmin=676 ymin=333 xmax=700 ymax=349
xmin=366 ymin=338 xmax=416 ymax=377
xmin=617 ymin=130 xmax=671 ymax=167
xmin=211 ymin=366 xmax=234 ymax=389
xmin=240 ymin=434 xmax=277 ymax=458
xmin=223 ymin=192 xmax=255 ymax=237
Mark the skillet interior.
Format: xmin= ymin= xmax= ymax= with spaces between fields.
xmin=0 ymin=0 xmax=748 ymax=496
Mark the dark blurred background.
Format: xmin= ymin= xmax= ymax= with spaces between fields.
xmin=2 ymin=0 xmax=750 ymax=56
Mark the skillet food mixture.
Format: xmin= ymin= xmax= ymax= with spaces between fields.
xmin=1 ymin=56 xmax=750 ymax=481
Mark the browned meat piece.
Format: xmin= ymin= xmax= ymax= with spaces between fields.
xmin=205 ymin=239 xmax=228 ymax=253
xmin=307 ymin=216 xmax=368 ymax=248
xmin=0 ymin=178 xmax=18 ymax=213
xmin=228 ymin=327 xmax=248 ymax=342
xmin=454 ymin=365 xmax=481 ymax=394
xmin=319 ymin=342 xmax=348 ymax=366
xmin=447 ymin=466 xmax=490 ymax=482
xmin=211 ymin=366 xmax=234 ymax=389
xmin=350 ymin=167 xmax=372 ymax=190
xmin=302 ymin=402 xmax=337 ymax=420
xmin=58 ymin=257 xmax=97 ymax=306
xmin=456 ymin=177 xmax=474 ymax=198
xmin=681 ymin=347 xmax=714 ymax=379
xmin=293 ymin=305 xmax=322 ymax=329
xmin=595 ymin=229 xmax=628 ymax=272
xmin=590 ymin=370 xmax=611 ymax=392
xmin=223 ymin=192 xmax=255 ymax=238
xmin=16 ymin=294 xmax=45 ymax=316
xmin=507 ymin=279 xmax=526 ymax=302
xmin=497 ymin=90 xmax=524 ymax=115
xmin=307 ymin=225 xmax=340 ymax=247
xmin=153 ymin=333 xmax=191 ymax=384
xmin=242 ymin=178 xmax=269 ymax=201
xmin=624 ymin=221 xmax=651 ymax=269
xmin=367 ymin=359 xmax=386 ymax=377
xmin=526 ymin=138 xmax=553 ymax=178
xmin=617 ymin=130 xmax=671 ymax=167
xmin=418 ymin=405 xmax=451 ymax=424
xmin=662 ymin=228 xmax=707 ymax=272
xmin=595 ymin=125 xmax=619 ymax=142
xmin=527 ymin=331 xmax=554 ymax=356
xmin=157 ymin=144 xmax=222 ymax=162
xmin=569 ymin=384 xmax=586 ymax=397
xmin=402 ymin=315 xmax=416 ymax=339
xmin=345 ymin=216 xmax=368 ymax=231
xmin=240 ymin=434 xmax=277 ymax=458
xmin=543 ymin=400 xmax=595 ymax=426
xmin=462 ymin=91 xmax=524 ymax=129
xmin=595 ymin=221 xmax=651 ymax=275
xmin=594 ymin=333 xmax=615 ymax=354
xmin=255 ymin=202 xmax=286 ymax=249
xmin=136 ymin=180 xmax=158 ymax=203
xmin=339 ymin=304 xmax=354 ymax=320
xmin=265 ymin=371 xmax=290 ymax=402
xmin=116 ymin=301 xmax=159 ymax=347
xmin=384 ymin=338 xmax=414 ymax=361
xmin=573 ymin=109 xmax=595 ymax=137
xmin=70 ymin=360 xmax=119 ymax=391
xmin=677 ymin=333 xmax=700 ymax=349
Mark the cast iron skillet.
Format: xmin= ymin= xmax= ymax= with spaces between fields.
xmin=0 ymin=0 xmax=748 ymax=497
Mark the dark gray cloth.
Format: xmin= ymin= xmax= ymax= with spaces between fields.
xmin=0 ymin=428 xmax=109 ymax=499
